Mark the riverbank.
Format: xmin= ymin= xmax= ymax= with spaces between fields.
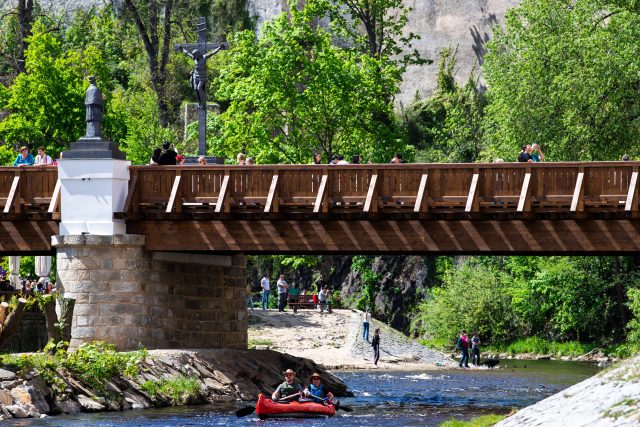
xmin=0 ymin=348 xmax=348 ymax=420
xmin=495 ymin=354 xmax=640 ymax=426
xmin=248 ymin=308 xmax=455 ymax=370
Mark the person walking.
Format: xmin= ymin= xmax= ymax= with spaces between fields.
xmin=471 ymin=332 xmax=481 ymax=366
xmin=457 ymin=330 xmax=470 ymax=368
xmin=362 ymin=309 xmax=371 ymax=341
xmin=371 ymin=328 xmax=380 ymax=366
xmin=277 ymin=274 xmax=288 ymax=312
xmin=260 ymin=273 xmax=270 ymax=310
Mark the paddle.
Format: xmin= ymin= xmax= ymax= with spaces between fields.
xmin=234 ymin=392 xmax=302 ymax=418
xmin=306 ymin=394 xmax=354 ymax=412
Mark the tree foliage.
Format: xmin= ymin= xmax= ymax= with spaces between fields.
xmin=214 ymin=0 xmax=410 ymax=163
xmin=483 ymin=0 xmax=640 ymax=161
xmin=400 ymin=48 xmax=486 ymax=163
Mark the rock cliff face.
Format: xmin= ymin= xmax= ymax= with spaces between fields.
xmin=248 ymin=255 xmax=438 ymax=333
xmin=247 ymin=0 xmax=520 ymax=104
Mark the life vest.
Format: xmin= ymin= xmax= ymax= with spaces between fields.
xmin=308 ymin=383 xmax=325 ymax=398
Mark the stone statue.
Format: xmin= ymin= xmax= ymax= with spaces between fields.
xmin=85 ymin=76 xmax=103 ymax=138
xmin=179 ymin=45 xmax=226 ymax=108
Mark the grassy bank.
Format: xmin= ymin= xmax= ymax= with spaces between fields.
xmin=440 ymin=414 xmax=506 ymax=427
xmin=422 ymin=337 xmax=640 ymax=359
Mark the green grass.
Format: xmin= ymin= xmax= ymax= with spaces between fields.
xmin=484 ymin=337 xmax=596 ymax=357
xmin=440 ymin=414 xmax=506 ymax=427
xmin=140 ymin=375 xmax=202 ymax=405
xmin=420 ymin=338 xmax=454 ymax=351
xmin=248 ymin=338 xmax=273 ymax=348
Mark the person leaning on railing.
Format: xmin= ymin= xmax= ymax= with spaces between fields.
xmin=13 ymin=146 xmax=34 ymax=167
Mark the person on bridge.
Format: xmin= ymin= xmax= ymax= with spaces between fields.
xmin=157 ymin=142 xmax=177 ymax=165
xmin=260 ymin=273 xmax=270 ymax=310
xmin=272 ymin=369 xmax=303 ymax=401
xmin=457 ymin=330 xmax=470 ymax=368
xmin=531 ymin=144 xmax=544 ymax=162
xmin=13 ymin=146 xmax=34 ymax=167
xmin=34 ymin=146 xmax=52 ymax=165
xmin=277 ymin=274 xmax=289 ymax=312
xmin=517 ymin=145 xmax=534 ymax=163
xmin=303 ymin=372 xmax=334 ymax=402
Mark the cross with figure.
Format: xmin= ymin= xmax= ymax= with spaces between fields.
xmin=174 ymin=17 xmax=227 ymax=156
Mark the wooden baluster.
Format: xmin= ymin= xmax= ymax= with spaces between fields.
xmin=414 ymin=173 xmax=429 ymax=213
xmin=465 ymin=172 xmax=480 ymax=213
xmin=314 ymin=171 xmax=329 ymax=213
xmin=364 ymin=171 xmax=378 ymax=213
xmin=166 ymin=171 xmax=182 ymax=213
xmin=4 ymin=173 xmax=20 ymax=214
xmin=264 ymin=172 xmax=279 ymax=213
xmin=625 ymin=167 xmax=639 ymax=213
xmin=570 ymin=168 xmax=585 ymax=212
xmin=48 ymin=179 xmax=61 ymax=214
xmin=517 ymin=170 xmax=532 ymax=212
xmin=215 ymin=170 xmax=230 ymax=213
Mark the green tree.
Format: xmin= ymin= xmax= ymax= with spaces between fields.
xmin=214 ymin=0 xmax=409 ymax=163
xmin=0 ymin=21 xmax=110 ymax=158
xmin=400 ymin=48 xmax=486 ymax=163
xmin=483 ymin=0 xmax=640 ymax=161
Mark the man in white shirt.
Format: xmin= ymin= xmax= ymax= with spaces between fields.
xmin=34 ymin=146 xmax=52 ymax=166
xmin=362 ymin=309 xmax=372 ymax=341
xmin=260 ymin=273 xmax=270 ymax=310
xmin=277 ymin=275 xmax=288 ymax=312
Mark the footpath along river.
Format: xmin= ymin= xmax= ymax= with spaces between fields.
xmin=12 ymin=360 xmax=599 ymax=427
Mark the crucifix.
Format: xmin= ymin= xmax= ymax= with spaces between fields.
xmin=174 ymin=17 xmax=227 ymax=156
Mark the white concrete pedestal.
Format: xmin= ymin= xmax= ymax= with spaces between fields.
xmin=58 ymin=159 xmax=130 ymax=235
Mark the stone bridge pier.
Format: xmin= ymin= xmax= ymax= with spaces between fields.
xmin=53 ymin=235 xmax=247 ymax=350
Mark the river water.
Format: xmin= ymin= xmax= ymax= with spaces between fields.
xmin=14 ymin=360 xmax=598 ymax=427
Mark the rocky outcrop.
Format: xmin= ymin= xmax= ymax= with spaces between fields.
xmin=495 ymin=355 xmax=640 ymax=426
xmin=0 ymin=349 xmax=348 ymax=420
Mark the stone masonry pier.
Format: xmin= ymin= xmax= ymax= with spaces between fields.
xmin=53 ymin=235 xmax=247 ymax=351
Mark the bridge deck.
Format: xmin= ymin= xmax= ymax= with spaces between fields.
xmin=1 ymin=163 xmax=639 ymax=254
xmin=122 ymin=162 xmax=640 ymax=254
xmin=121 ymin=162 xmax=640 ymax=218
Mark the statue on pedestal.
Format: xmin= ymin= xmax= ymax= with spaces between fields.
xmin=85 ymin=76 xmax=103 ymax=138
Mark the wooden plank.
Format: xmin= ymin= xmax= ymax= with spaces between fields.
xmin=122 ymin=173 xmax=138 ymax=213
xmin=264 ymin=173 xmax=279 ymax=213
xmin=570 ymin=171 xmax=585 ymax=212
xmin=413 ymin=173 xmax=429 ymax=213
xmin=3 ymin=176 xmax=19 ymax=214
xmin=517 ymin=172 xmax=531 ymax=212
xmin=215 ymin=173 xmax=230 ymax=213
xmin=313 ymin=173 xmax=329 ymax=213
xmin=465 ymin=173 xmax=480 ymax=213
xmin=363 ymin=173 xmax=378 ymax=213
xmin=625 ymin=170 xmax=639 ymax=211
xmin=47 ymin=179 xmax=61 ymax=213
xmin=166 ymin=174 xmax=182 ymax=213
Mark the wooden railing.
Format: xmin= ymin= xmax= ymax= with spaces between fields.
xmin=121 ymin=162 xmax=640 ymax=217
xmin=0 ymin=167 xmax=59 ymax=216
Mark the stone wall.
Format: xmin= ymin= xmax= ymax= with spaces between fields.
xmin=53 ymin=235 xmax=247 ymax=351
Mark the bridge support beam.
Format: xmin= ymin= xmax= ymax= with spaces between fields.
xmin=53 ymin=234 xmax=247 ymax=351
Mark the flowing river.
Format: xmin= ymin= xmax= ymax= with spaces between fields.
xmin=13 ymin=360 xmax=599 ymax=427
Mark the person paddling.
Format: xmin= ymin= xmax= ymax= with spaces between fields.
xmin=303 ymin=372 xmax=334 ymax=402
xmin=272 ymin=368 xmax=303 ymax=401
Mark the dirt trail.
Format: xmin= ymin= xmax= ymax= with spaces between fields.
xmin=248 ymin=308 xmax=455 ymax=370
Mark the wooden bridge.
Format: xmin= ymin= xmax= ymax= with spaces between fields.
xmin=4 ymin=162 xmax=640 ymax=254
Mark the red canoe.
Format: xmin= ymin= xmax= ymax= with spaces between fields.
xmin=255 ymin=393 xmax=336 ymax=419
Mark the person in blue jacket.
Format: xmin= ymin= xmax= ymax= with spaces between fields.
xmin=303 ymin=373 xmax=334 ymax=401
xmin=13 ymin=146 xmax=34 ymax=166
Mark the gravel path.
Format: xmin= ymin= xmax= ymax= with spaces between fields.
xmin=248 ymin=308 xmax=455 ymax=370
